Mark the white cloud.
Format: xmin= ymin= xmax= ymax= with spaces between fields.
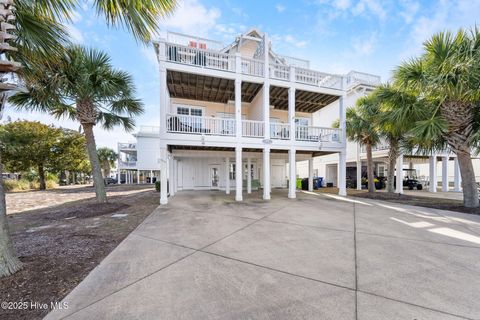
xmin=352 ymin=0 xmax=386 ymax=21
xmin=160 ymin=0 xmax=221 ymax=36
xmin=332 ymin=0 xmax=351 ymax=10
xmin=66 ymin=24 xmax=84 ymax=43
xmin=399 ymin=0 xmax=420 ymax=24
xmin=275 ymin=3 xmax=286 ymax=12
xmin=351 ymin=32 xmax=378 ymax=56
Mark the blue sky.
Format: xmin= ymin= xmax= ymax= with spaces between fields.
xmin=5 ymin=0 xmax=480 ymax=149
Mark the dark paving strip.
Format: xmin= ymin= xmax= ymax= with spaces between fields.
xmin=60 ymin=204 xmax=287 ymax=320
xmin=353 ymin=202 xmax=358 ymax=320
xmin=356 ymin=290 xmax=475 ymax=320
xmin=262 ymin=218 xmax=353 ymax=233
xmin=357 ymin=230 xmax=480 ymax=249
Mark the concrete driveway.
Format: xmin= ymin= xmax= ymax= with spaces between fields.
xmin=45 ymin=190 xmax=480 ymax=320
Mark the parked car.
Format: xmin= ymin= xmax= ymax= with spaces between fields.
xmin=105 ymin=177 xmax=118 ymax=185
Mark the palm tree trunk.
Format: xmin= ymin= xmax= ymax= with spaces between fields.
xmin=456 ymin=148 xmax=479 ymax=208
xmin=82 ymin=123 xmax=107 ymax=203
xmin=366 ymin=143 xmax=375 ymax=193
xmin=38 ymin=165 xmax=46 ymax=190
xmin=0 ymin=155 xmax=22 ymax=277
xmin=386 ymin=138 xmax=399 ymax=193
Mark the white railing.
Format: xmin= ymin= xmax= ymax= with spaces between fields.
xmin=242 ymin=120 xmax=264 ymax=137
xmin=346 ymin=71 xmax=381 ymax=88
xmin=138 ymin=126 xmax=160 ymax=135
xmin=166 ymin=114 xmax=236 ymax=136
xmin=165 ymin=43 xmax=235 ymax=72
xmin=295 ymin=68 xmax=343 ymax=90
xmin=269 ymin=63 xmax=290 ymax=80
xmin=270 ymin=123 xmax=290 ymax=140
xmin=241 ymin=57 xmax=264 ymax=77
xmin=166 ymin=31 xmax=224 ymax=51
xmin=277 ymin=55 xmax=310 ymax=68
xmin=296 ymin=126 xmax=342 ymax=143
xmin=119 ymin=160 xmax=137 ymax=168
xmin=118 ymin=143 xmax=136 ymax=149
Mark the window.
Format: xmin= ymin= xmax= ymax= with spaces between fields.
xmin=177 ymin=107 xmax=190 ymax=115
xmin=295 ymin=118 xmax=309 ymax=126
xmin=378 ymin=164 xmax=386 ymax=177
xmin=175 ymin=104 xmax=204 ymax=131
xmin=229 ymin=163 xmax=235 ymax=180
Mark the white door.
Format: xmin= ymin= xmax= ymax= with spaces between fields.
xmin=209 ymin=165 xmax=220 ymax=189
xmin=271 ymin=165 xmax=284 ymax=188
xmin=182 ymin=161 xmax=194 ymax=190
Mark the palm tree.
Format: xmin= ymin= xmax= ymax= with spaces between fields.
xmin=393 ymin=28 xmax=480 ymax=208
xmin=374 ymin=85 xmax=422 ymax=193
xmin=0 ymin=0 xmax=177 ymax=278
xmin=97 ymin=147 xmax=118 ymax=179
xmin=345 ymin=96 xmax=381 ymax=193
xmin=10 ymin=46 xmax=144 ymax=203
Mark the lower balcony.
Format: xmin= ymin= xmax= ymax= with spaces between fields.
xmin=166 ymin=114 xmax=342 ymax=143
xmin=119 ymin=160 xmax=137 ymax=168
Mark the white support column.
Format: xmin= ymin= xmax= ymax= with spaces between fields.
xmin=288 ymin=148 xmax=296 ymax=198
xmin=441 ymin=156 xmax=448 ymax=192
xmin=150 ymin=170 xmax=153 ymax=184
xmin=234 ymin=76 xmax=242 ymax=139
xmin=247 ymin=158 xmax=252 ymax=194
xmin=263 ymin=147 xmax=271 ymax=200
xmin=169 ymin=157 xmax=175 ymax=196
xmin=429 ymin=155 xmax=437 ymax=193
xmin=159 ymin=146 xmax=168 ymax=205
xmin=136 ymin=170 xmax=140 ymax=185
xmin=159 ymin=40 xmax=167 ymax=138
xmin=338 ymin=151 xmax=347 ymax=196
xmin=454 ymin=157 xmax=462 ymax=192
xmin=288 ymin=86 xmax=295 ymax=142
xmin=117 ymin=170 xmax=121 ymax=184
xmin=338 ymin=94 xmax=347 ymax=197
xmin=173 ymin=160 xmax=178 ymax=193
xmin=356 ymin=144 xmax=362 ymax=190
xmin=235 ymin=147 xmax=243 ymax=201
xmin=308 ymin=158 xmax=314 ymax=192
xmin=225 ymin=157 xmax=230 ymax=195
xmin=396 ymin=154 xmax=404 ymax=194
xmin=263 ymin=83 xmax=270 ymax=140
xmin=126 ymin=170 xmax=130 ymax=184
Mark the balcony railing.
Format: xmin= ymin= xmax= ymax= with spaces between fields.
xmin=295 ymin=126 xmax=341 ymax=142
xmin=165 ymin=43 xmax=235 ymax=72
xmin=242 ymin=120 xmax=264 ymax=137
xmin=167 ymin=114 xmax=236 ymax=136
xmin=119 ymin=160 xmax=137 ymax=168
xmin=346 ymin=71 xmax=381 ymax=88
xmin=118 ymin=143 xmax=136 ymax=149
xmin=269 ymin=63 xmax=290 ymax=80
xmin=241 ymin=57 xmax=264 ymax=77
xmin=270 ymin=123 xmax=290 ymax=140
xmin=295 ymin=68 xmax=343 ymax=90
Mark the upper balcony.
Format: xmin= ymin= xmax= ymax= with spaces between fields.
xmin=165 ymin=114 xmax=342 ymax=144
xmin=346 ymin=71 xmax=381 ymax=90
xmin=157 ymin=31 xmax=344 ymax=92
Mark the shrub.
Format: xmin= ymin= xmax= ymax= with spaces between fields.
xmin=155 ymin=181 xmax=160 ymax=192
xmin=2 ymin=179 xmax=31 ymax=192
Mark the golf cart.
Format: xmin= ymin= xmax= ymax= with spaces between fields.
xmin=394 ymin=168 xmax=423 ymax=190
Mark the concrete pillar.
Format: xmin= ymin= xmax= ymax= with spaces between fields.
xmin=356 ymin=161 xmax=362 ymax=190
xmin=169 ymin=157 xmax=175 ymax=196
xmin=225 ymin=157 xmax=230 ymax=194
xmin=263 ymin=147 xmax=271 ymax=200
xmin=396 ymin=154 xmax=404 ymax=194
xmin=235 ymin=147 xmax=243 ymax=201
xmin=247 ymin=158 xmax=252 ymax=194
xmin=159 ymin=43 xmax=167 ymax=137
xmin=288 ymin=87 xmax=295 ymax=141
xmin=263 ymin=83 xmax=270 ymax=140
xmin=173 ymin=160 xmax=178 ymax=193
xmin=454 ymin=157 xmax=462 ymax=192
xmin=160 ymin=147 xmax=168 ymax=205
xmin=308 ymin=158 xmax=314 ymax=192
xmin=150 ymin=170 xmax=153 ymax=184
xmin=117 ymin=170 xmax=121 ymax=184
xmin=442 ymin=156 xmax=448 ymax=192
xmin=429 ymin=155 xmax=437 ymax=193
xmin=136 ymin=170 xmax=140 ymax=185
xmin=235 ymin=76 xmax=242 ymax=138
xmin=288 ymin=148 xmax=296 ymax=198
xmin=338 ymin=151 xmax=347 ymax=196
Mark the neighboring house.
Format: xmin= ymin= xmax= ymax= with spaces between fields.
xmin=298 ymin=76 xmax=480 ymax=193
xmin=119 ymin=28 xmax=364 ymax=204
